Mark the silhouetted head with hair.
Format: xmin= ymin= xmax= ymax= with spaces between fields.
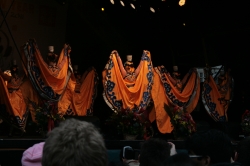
xmin=236 ymin=136 xmax=250 ymax=165
xmin=42 ymin=118 xmax=108 ymax=166
xmin=139 ymin=138 xmax=171 ymax=166
xmin=186 ymin=129 xmax=233 ymax=166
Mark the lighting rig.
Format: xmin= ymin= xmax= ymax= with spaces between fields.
xmin=106 ymin=0 xmax=186 ymax=13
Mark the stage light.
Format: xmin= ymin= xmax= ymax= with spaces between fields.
xmin=130 ymin=3 xmax=135 ymax=9
xmin=110 ymin=0 xmax=115 ymax=4
xmin=179 ymin=0 xmax=185 ymax=6
xmin=120 ymin=0 xmax=125 ymax=6
xmin=150 ymin=7 xmax=155 ymax=13
xmin=101 ymin=7 xmax=105 ymax=11
xmin=183 ymin=23 xmax=185 ymax=26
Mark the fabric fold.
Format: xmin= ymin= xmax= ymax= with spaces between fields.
xmin=58 ymin=67 xmax=99 ymax=116
xmin=202 ymin=72 xmax=233 ymax=121
xmin=21 ymin=39 xmax=72 ymax=101
xmin=149 ymin=66 xmax=200 ymax=133
xmin=102 ymin=52 xmax=153 ymax=112
xmin=0 ymin=75 xmax=39 ymax=131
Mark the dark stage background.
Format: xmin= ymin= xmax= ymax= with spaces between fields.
xmin=1 ymin=0 xmax=249 ymax=138
xmin=63 ymin=0 xmax=250 ymax=130
xmin=0 ymin=1 xmax=249 ymax=165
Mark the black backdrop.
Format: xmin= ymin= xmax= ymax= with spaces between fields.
xmin=63 ymin=0 xmax=249 ymax=134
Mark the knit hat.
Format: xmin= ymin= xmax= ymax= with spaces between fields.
xmin=21 ymin=142 xmax=45 ymax=166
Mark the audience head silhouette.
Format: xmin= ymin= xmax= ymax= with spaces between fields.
xmin=186 ymin=129 xmax=233 ymax=166
xmin=235 ymin=136 xmax=250 ymax=165
xmin=42 ymin=118 xmax=108 ymax=166
xmin=139 ymin=138 xmax=171 ymax=166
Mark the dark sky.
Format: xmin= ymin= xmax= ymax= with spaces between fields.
xmin=64 ymin=0 xmax=250 ymax=123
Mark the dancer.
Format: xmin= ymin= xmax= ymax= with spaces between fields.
xmin=202 ymin=66 xmax=233 ymax=121
xmin=102 ymin=50 xmax=153 ymax=112
xmin=0 ymin=62 xmax=39 ymax=132
xmin=21 ymin=39 xmax=72 ymax=101
xmin=149 ymin=65 xmax=200 ymax=133
xmin=57 ymin=66 xmax=99 ymax=116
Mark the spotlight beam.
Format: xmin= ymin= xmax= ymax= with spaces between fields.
xmin=120 ymin=0 xmax=125 ymax=6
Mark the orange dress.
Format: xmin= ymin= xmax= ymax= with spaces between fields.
xmin=21 ymin=39 xmax=72 ymax=101
xmin=149 ymin=66 xmax=200 ymax=133
xmin=202 ymin=70 xmax=233 ymax=121
xmin=0 ymin=72 xmax=39 ymax=131
xmin=57 ymin=67 xmax=99 ymax=116
xmin=102 ymin=51 xmax=153 ymax=112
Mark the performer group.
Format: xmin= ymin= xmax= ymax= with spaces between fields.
xmin=0 ymin=39 xmax=233 ymax=135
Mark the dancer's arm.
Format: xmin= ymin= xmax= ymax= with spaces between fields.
xmin=181 ymin=73 xmax=189 ymax=85
xmin=134 ymin=50 xmax=148 ymax=77
xmin=57 ymin=44 xmax=71 ymax=70
xmin=0 ymin=69 xmax=11 ymax=81
xmin=113 ymin=50 xmax=127 ymax=78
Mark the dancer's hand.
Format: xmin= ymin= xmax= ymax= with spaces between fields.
xmin=64 ymin=44 xmax=71 ymax=49
xmin=193 ymin=68 xmax=197 ymax=72
xmin=63 ymin=44 xmax=71 ymax=55
xmin=143 ymin=50 xmax=150 ymax=54
xmin=111 ymin=50 xmax=118 ymax=56
xmin=105 ymin=63 xmax=109 ymax=70
xmin=141 ymin=50 xmax=148 ymax=60
xmin=67 ymin=46 xmax=71 ymax=54
xmin=64 ymin=44 xmax=69 ymax=49
xmin=189 ymin=68 xmax=197 ymax=73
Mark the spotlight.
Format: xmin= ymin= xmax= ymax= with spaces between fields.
xmin=179 ymin=0 xmax=185 ymax=6
xmin=101 ymin=7 xmax=105 ymax=11
xmin=150 ymin=7 xmax=155 ymax=13
xmin=130 ymin=3 xmax=135 ymax=9
xmin=110 ymin=0 xmax=115 ymax=4
xmin=120 ymin=0 xmax=125 ymax=6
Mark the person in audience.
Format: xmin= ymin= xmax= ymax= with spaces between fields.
xmin=168 ymin=142 xmax=177 ymax=156
xmin=120 ymin=146 xmax=140 ymax=166
xmin=166 ymin=153 xmax=201 ymax=166
xmin=42 ymin=118 xmax=108 ymax=166
xmin=21 ymin=142 xmax=44 ymax=166
xmin=210 ymin=162 xmax=241 ymax=166
xmin=139 ymin=138 xmax=174 ymax=166
xmin=234 ymin=136 xmax=250 ymax=165
xmin=186 ymin=129 xmax=234 ymax=166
